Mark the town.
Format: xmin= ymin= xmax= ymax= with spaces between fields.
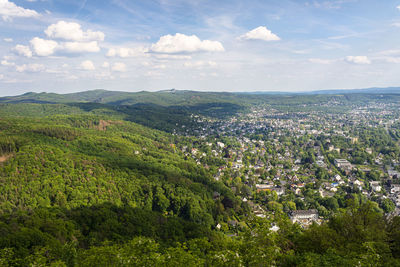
xmin=175 ymin=98 xmax=400 ymax=228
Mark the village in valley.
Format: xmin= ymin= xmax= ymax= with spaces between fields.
xmin=174 ymin=98 xmax=400 ymax=229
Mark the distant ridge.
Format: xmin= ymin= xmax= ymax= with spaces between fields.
xmin=237 ymin=87 xmax=400 ymax=95
xmin=301 ymin=87 xmax=400 ymax=95
xmin=1 ymin=87 xmax=400 ymax=104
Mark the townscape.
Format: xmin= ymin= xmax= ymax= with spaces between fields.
xmin=177 ymin=97 xmax=400 ymax=228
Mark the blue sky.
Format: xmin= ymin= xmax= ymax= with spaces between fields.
xmin=1 ymin=0 xmax=400 ymax=95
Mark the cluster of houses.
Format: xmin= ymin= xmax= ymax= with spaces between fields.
xmin=176 ymin=101 xmax=400 ymax=227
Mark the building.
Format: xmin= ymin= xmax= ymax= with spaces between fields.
xmin=391 ymin=184 xmax=400 ymax=194
xmin=388 ymin=170 xmax=400 ymax=179
xmin=255 ymin=183 xmax=274 ymax=192
xmin=272 ymin=187 xmax=285 ymax=196
xmin=370 ymin=181 xmax=381 ymax=192
xmin=289 ymin=209 xmax=319 ymax=227
xmin=334 ymin=159 xmax=352 ymax=170
xmin=334 ymin=159 xmax=353 ymax=173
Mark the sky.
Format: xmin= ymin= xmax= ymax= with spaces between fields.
xmin=1 ymin=0 xmax=400 ymax=96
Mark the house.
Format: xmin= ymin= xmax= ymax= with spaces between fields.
xmin=256 ymin=183 xmax=274 ymax=192
xmin=272 ymin=187 xmax=285 ymax=196
xmin=289 ymin=209 xmax=319 ymax=227
xmin=334 ymin=159 xmax=353 ymax=171
xmin=217 ymin=142 xmax=225 ymax=149
xmin=352 ymin=179 xmax=363 ymax=190
xmin=370 ymin=181 xmax=381 ymax=192
xmin=316 ymin=160 xmax=326 ymax=168
xmin=388 ymin=170 xmax=400 ymax=179
xmin=391 ymin=184 xmax=400 ymax=194
xmin=334 ymin=174 xmax=342 ymax=181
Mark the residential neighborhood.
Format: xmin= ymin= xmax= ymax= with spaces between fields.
xmin=173 ymin=98 xmax=400 ymax=226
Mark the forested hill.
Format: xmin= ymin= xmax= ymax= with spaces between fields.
xmin=0 ymin=114 xmax=245 ymax=265
xmin=2 ymin=89 xmax=400 ymax=108
xmin=0 ymin=89 xmax=245 ymax=106
xmin=0 ymin=90 xmax=247 ymax=133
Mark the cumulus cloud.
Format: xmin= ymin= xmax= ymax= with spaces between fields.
xmin=45 ymin=21 xmax=105 ymax=42
xmin=29 ymin=37 xmax=100 ymax=56
xmin=13 ymin=44 xmax=32 ymax=58
xmin=60 ymin=41 xmax=100 ymax=53
xmin=345 ymin=56 xmax=371 ymax=64
xmin=106 ymin=47 xmax=148 ymax=58
xmin=13 ymin=21 xmax=105 ymax=57
xmin=101 ymin=61 xmax=110 ymax=68
xmin=397 ymin=5 xmax=400 ymax=10
xmin=30 ymin=37 xmax=58 ymax=56
xmin=150 ymin=33 xmax=224 ymax=54
xmin=111 ymin=62 xmax=126 ymax=72
xmin=239 ymin=26 xmax=280 ymax=41
xmin=0 ymin=0 xmax=39 ymax=21
xmin=4 ymin=38 xmax=13 ymax=42
xmin=80 ymin=60 xmax=95 ymax=71
xmin=15 ymin=63 xmax=44 ymax=72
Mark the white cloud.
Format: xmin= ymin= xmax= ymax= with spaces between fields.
xmin=345 ymin=56 xmax=371 ymax=64
xmin=45 ymin=21 xmax=105 ymax=42
xmin=150 ymin=33 xmax=224 ymax=54
xmin=382 ymin=57 xmax=400 ymax=63
xmin=184 ymin=61 xmax=217 ymax=68
xmin=101 ymin=61 xmax=110 ymax=68
xmin=239 ymin=26 xmax=280 ymax=41
xmin=106 ymin=47 xmax=148 ymax=58
xmin=377 ymin=49 xmax=400 ymax=56
xmin=80 ymin=60 xmax=95 ymax=71
xmin=153 ymin=64 xmax=166 ymax=69
xmin=0 ymin=74 xmax=3 ymax=80
xmin=30 ymin=37 xmax=58 ymax=56
xmin=1 ymin=59 xmax=14 ymax=66
xmin=111 ymin=62 xmax=126 ymax=72
xmin=0 ymin=0 xmax=39 ymax=21
xmin=3 ymin=38 xmax=13 ymax=42
xmin=308 ymin=58 xmax=335 ymax=64
xmin=60 ymin=41 xmax=100 ymax=53
xmin=15 ymin=63 xmax=44 ymax=72
xmin=397 ymin=5 xmax=400 ymax=10
xmin=392 ymin=22 xmax=400 ymax=27
xmin=29 ymin=37 xmax=100 ymax=56
xmin=13 ymin=44 xmax=32 ymax=58
xmin=154 ymin=54 xmax=192 ymax=60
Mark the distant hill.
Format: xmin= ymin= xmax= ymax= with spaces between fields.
xmin=2 ymin=87 xmax=400 ymax=105
xmin=0 ymin=89 xmax=244 ymax=106
xmin=237 ymin=87 xmax=400 ymax=95
xmin=303 ymin=87 xmax=400 ymax=95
